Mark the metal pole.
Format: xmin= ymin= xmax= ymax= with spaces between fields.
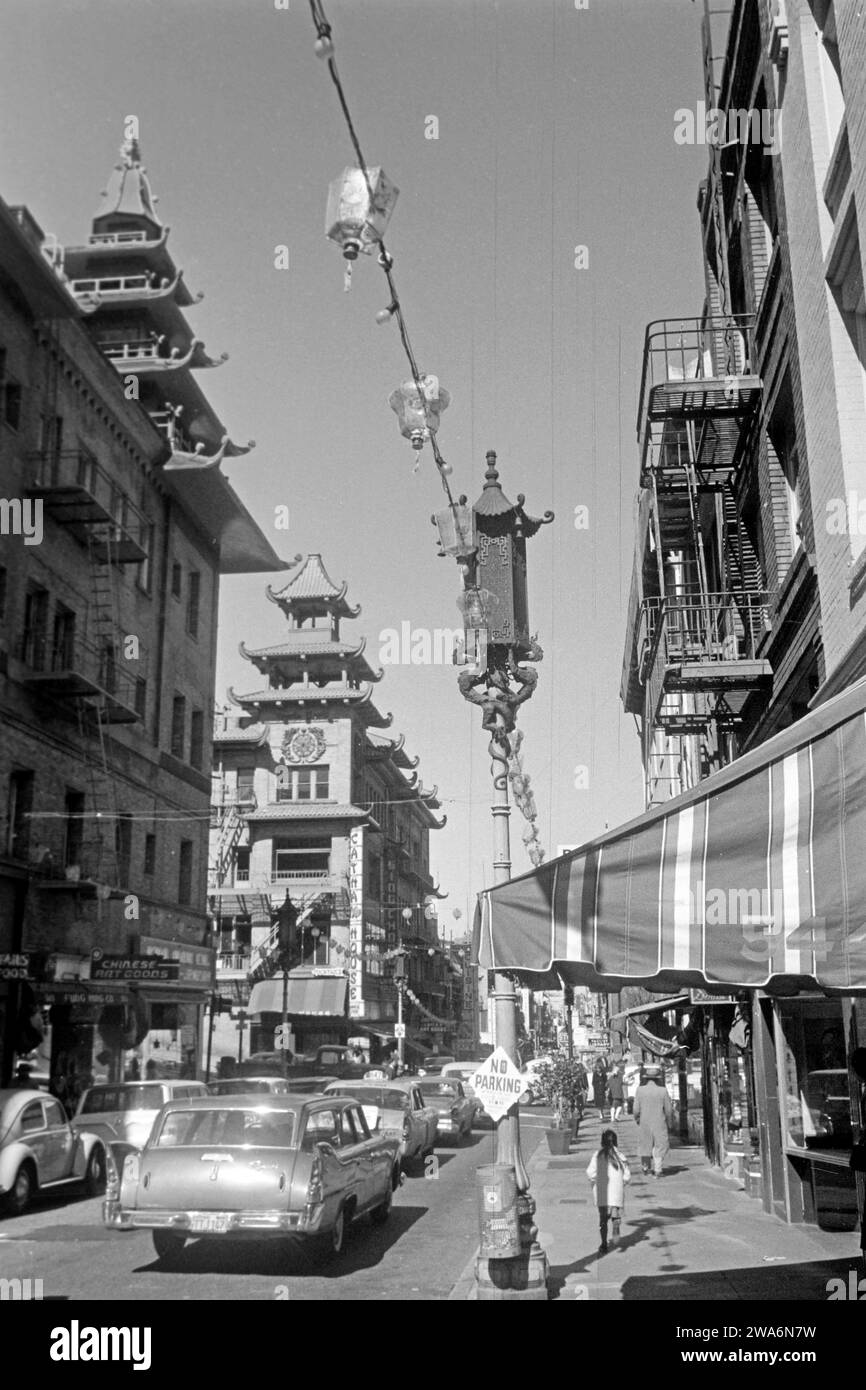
xmin=397 ymin=976 xmax=405 ymax=1069
xmin=236 ymin=1010 xmax=245 ymax=1067
xmin=205 ymin=991 xmax=215 ymax=1083
xmin=489 ymin=714 xmax=529 ymax=1191
xmin=281 ymin=965 xmax=289 ymax=1078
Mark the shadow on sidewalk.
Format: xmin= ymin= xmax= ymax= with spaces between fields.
xmin=546 ymin=1207 xmax=721 ymax=1299
xmin=619 ymin=1254 xmax=866 ymax=1300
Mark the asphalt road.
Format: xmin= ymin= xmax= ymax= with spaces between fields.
xmin=0 ymin=1114 xmax=549 ymax=1301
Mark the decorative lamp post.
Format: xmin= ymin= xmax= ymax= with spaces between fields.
xmin=325 ymin=166 xmax=399 ymax=290
xmin=272 ymin=891 xmax=298 ymax=1077
xmin=389 ymin=375 xmax=451 ymax=459
xmin=451 ymin=450 xmax=553 ymax=1300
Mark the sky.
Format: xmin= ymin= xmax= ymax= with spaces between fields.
xmin=0 ymin=0 xmax=710 ymax=930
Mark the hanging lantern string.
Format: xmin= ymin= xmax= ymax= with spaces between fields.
xmin=308 ymin=0 xmax=458 ymax=512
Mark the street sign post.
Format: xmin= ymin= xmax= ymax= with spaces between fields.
xmin=471 ymin=1046 xmax=529 ymax=1124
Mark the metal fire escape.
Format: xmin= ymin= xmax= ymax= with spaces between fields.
xmin=632 ymin=315 xmax=771 ymax=805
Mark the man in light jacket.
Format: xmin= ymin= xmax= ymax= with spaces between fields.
xmin=633 ymin=1068 xmax=673 ymax=1177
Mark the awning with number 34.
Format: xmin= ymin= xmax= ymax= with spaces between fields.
xmin=474 ymin=677 xmax=866 ymax=995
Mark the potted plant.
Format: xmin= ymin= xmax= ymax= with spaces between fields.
xmin=534 ymin=1053 xmax=587 ymax=1155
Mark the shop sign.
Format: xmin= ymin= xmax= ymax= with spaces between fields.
xmin=91 ymin=949 xmax=179 ymax=982
xmin=347 ymin=826 xmax=364 ymax=1018
xmin=690 ymin=988 xmax=737 ymax=1005
xmin=138 ymin=937 xmax=216 ymax=989
xmin=36 ymin=985 xmax=124 ymax=1006
xmin=0 ymin=952 xmax=37 ymax=980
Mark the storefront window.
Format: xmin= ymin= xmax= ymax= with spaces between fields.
xmin=779 ymin=1002 xmax=851 ymax=1151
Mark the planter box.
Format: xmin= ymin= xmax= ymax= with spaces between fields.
xmin=545 ymin=1126 xmax=572 ymax=1156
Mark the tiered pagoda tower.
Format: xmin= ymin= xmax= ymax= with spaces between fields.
xmin=209 ymin=555 xmax=448 ymax=1059
xmin=61 ymin=134 xmax=276 ymax=571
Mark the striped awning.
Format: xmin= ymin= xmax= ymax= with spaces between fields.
xmin=475 ymin=676 xmax=866 ymax=995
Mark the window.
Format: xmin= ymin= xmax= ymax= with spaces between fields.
xmin=171 ymin=563 xmax=182 ymax=599
xmin=44 ymin=1099 xmax=67 ymax=1129
xmin=170 ymin=694 xmax=186 ymax=758
xmin=3 ymin=380 xmax=22 ymax=431
xmin=144 ymin=833 xmax=156 ymax=876
xmin=115 ymin=813 xmax=132 ymax=886
xmin=189 ymin=709 xmax=204 ymax=770
xmin=0 ymin=566 xmax=8 ymax=622
xmin=276 ymin=765 xmax=330 ymax=802
xmin=20 ymin=1103 xmax=44 ymax=1134
xmin=135 ymin=677 xmax=147 ymax=720
xmin=272 ymin=838 xmax=331 ymax=880
xmin=235 ymin=847 xmax=250 ymax=882
xmin=52 ymin=604 xmax=75 ymax=670
xmin=178 ymin=839 xmax=193 ymax=905
xmin=64 ymin=789 xmax=84 ymax=869
xmin=236 ymin=768 xmax=256 ymax=804
xmin=137 ymin=523 xmax=155 ymax=595
xmin=21 ymin=585 xmax=49 ymax=670
xmin=41 ymin=415 xmax=63 ymax=483
xmin=186 ymin=571 xmax=200 ymax=638
xmin=7 ymin=770 xmax=34 ymax=859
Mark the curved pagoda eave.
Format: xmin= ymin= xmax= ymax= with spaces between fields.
xmin=227 ymin=685 xmax=393 ymax=729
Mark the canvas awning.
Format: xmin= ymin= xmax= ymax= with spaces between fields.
xmin=610 ymin=995 xmax=690 ymax=1020
xmin=475 ymin=676 xmax=866 ymax=995
xmin=247 ymin=975 xmax=347 ymax=1017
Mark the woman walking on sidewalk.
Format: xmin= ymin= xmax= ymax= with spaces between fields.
xmin=607 ymin=1062 xmax=625 ymax=1122
xmin=633 ymin=1067 xmax=672 ymax=1176
xmin=587 ymin=1128 xmax=631 ymax=1253
xmin=592 ymin=1058 xmax=608 ymax=1117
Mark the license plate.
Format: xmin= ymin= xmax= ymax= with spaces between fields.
xmin=190 ymin=1214 xmax=230 ymax=1234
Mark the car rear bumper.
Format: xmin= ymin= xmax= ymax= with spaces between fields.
xmin=103 ymin=1199 xmax=323 ymax=1237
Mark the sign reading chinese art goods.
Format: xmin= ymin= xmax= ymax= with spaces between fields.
xmin=347 ymin=825 xmax=365 ymax=1018
xmin=471 ymin=1046 xmax=529 ymax=1123
xmin=90 ymin=950 xmax=179 ymax=982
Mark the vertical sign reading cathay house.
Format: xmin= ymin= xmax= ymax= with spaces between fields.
xmin=347 ymin=825 xmax=364 ymax=1018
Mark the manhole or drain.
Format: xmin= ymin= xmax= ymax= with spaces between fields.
xmin=559 ymin=1198 xmax=588 ymax=1205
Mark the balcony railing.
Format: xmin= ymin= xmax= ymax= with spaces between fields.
xmin=637 ymin=315 xmax=762 ymax=476
xmin=27 ymin=449 xmax=151 ymax=561
xmin=70 ymin=273 xmax=156 ymax=296
xmin=217 ymin=952 xmax=251 ymax=973
xmin=641 ymin=590 xmax=772 ymax=727
xmin=18 ymin=630 xmax=141 ymax=723
xmin=88 ymin=230 xmax=151 ymax=246
xmin=270 ymin=869 xmax=332 ymax=883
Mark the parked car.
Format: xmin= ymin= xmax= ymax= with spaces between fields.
xmin=103 ymin=1094 xmax=399 ymax=1261
xmin=439 ymin=1062 xmax=486 ymax=1119
xmin=417 ymin=1054 xmax=456 ymax=1077
xmin=71 ymin=1080 xmax=209 ymax=1149
xmin=323 ymin=1079 xmax=437 ymax=1168
xmin=416 ymin=1076 xmax=475 ymax=1142
xmin=0 ymin=1088 xmax=108 ymax=1216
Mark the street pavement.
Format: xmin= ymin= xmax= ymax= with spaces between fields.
xmin=449 ymin=1105 xmax=864 ymax=1301
xmin=0 ymin=1121 xmax=548 ymax=1301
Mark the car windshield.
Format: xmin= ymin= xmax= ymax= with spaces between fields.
xmin=328 ymin=1087 xmax=406 ymax=1110
xmin=80 ymin=1085 xmax=164 ymax=1114
xmin=154 ymin=1108 xmax=296 ymax=1149
xmin=419 ymin=1080 xmax=459 ymax=1097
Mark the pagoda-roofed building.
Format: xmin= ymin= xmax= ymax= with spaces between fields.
xmin=60 ymin=134 xmax=278 ymax=572
xmin=209 ymin=555 xmax=452 ymax=1065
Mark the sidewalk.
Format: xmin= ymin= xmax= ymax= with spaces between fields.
xmin=451 ymin=1107 xmax=864 ymax=1300
xmin=532 ymin=1108 xmax=863 ymax=1300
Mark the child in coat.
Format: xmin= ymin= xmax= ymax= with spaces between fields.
xmin=586 ymin=1127 xmax=631 ymax=1253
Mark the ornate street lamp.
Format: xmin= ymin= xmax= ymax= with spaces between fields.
xmin=449 ymin=450 xmax=553 ymax=1300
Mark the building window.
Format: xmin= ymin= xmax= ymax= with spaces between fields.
xmin=186 ymin=571 xmax=200 ymax=638
xmin=135 ymin=677 xmax=147 ymax=720
xmin=778 ymin=1001 xmax=851 ymax=1153
xmin=21 ymin=585 xmax=49 ymax=670
xmin=170 ymin=694 xmax=186 ymax=758
xmin=0 ymin=565 xmax=6 ymax=621
xmin=144 ymin=832 xmax=156 ymax=877
xmin=178 ymin=839 xmax=193 ymax=905
xmin=3 ymin=380 xmax=22 ymax=431
xmin=6 ymin=770 xmax=34 ymax=859
xmin=276 ymin=765 xmax=330 ymax=802
xmin=189 ymin=708 xmax=204 ymax=770
xmin=236 ymin=768 xmax=256 ymax=805
xmin=137 ymin=523 xmax=155 ymax=595
xmin=171 ymin=563 xmax=182 ymax=599
xmin=52 ymin=604 xmax=76 ymax=671
xmin=41 ymin=414 xmax=63 ymax=483
xmin=235 ymin=847 xmax=250 ymax=882
xmin=63 ymin=789 xmax=85 ymax=869
xmin=272 ymin=837 xmax=331 ymax=880
xmin=115 ymin=812 xmax=133 ymax=887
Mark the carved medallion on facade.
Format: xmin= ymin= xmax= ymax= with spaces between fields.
xmin=282 ymin=726 xmax=326 ymax=764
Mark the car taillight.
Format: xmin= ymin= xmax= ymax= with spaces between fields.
xmin=307 ymin=1156 xmax=323 ymax=1204
xmin=402 ymin=1116 xmax=411 ymax=1140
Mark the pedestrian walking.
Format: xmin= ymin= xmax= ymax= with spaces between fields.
xmin=592 ymin=1058 xmax=608 ymax=1116
xmin=607 ymin=1061 xmax=625 ymax=1122
xmin=633 ymin=1066 xmax=672 ymax=1176
xmin=586 ymin=1127 xmax=631 ymax=1253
